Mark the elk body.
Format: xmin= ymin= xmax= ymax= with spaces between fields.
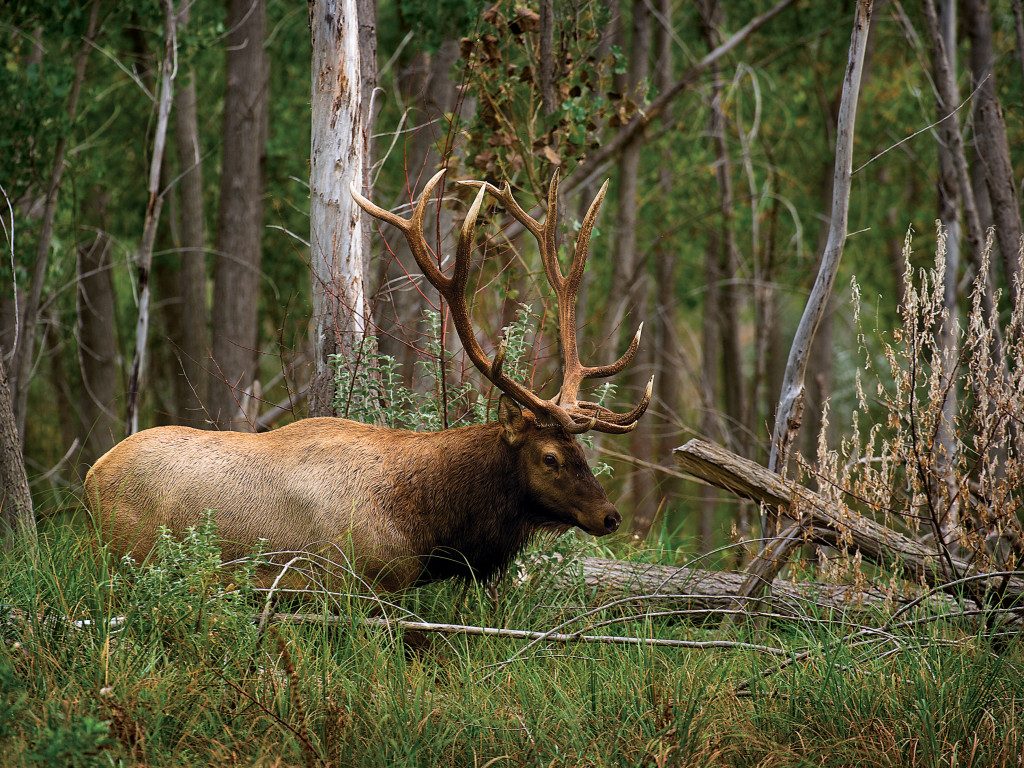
xmin=85 ymin=171 xmax=651 ymax=590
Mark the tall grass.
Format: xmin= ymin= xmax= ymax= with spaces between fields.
xmin=0 ymin=520 xmax=1021 ymax=767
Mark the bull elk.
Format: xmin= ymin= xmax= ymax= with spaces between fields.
xmin=85 ymin=170 xmax=652 ymax=590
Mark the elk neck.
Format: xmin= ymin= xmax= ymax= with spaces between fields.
xmin=392 ymin=421 xmax=547 ymax=584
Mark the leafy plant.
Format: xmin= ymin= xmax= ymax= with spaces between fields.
xmin=331 ymin=303 xmax=535 ymax=431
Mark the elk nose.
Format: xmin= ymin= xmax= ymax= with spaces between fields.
xmin=604 ymin=510 xmax=621 ymax=533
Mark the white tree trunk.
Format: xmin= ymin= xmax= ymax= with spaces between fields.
xmin=309 ymin=0 xmax=369 ymax=416
xmin=125 ymin=0 xmax=178 ymax=435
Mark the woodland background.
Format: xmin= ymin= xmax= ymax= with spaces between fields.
xmin=1 ymin=0 xmax=1023 ymax=550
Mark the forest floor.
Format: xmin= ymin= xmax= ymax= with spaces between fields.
xmin=0 ymin=518 xmax=1021 ymax=768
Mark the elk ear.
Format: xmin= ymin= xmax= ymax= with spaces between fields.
xmin=498 ymin=395 xmax=529 ymax=447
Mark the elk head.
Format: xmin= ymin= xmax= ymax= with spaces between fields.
xmin=352 ymin=170 xmax=652 ymax=537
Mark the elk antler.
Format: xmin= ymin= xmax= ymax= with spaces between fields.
xmin=351 ymin=169 xmax=651 ymax=434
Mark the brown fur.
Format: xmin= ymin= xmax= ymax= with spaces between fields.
xmin=84 ymin=399 xmax=620 ymax=591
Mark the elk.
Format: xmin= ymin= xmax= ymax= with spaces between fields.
xmin=85 ymin=170 xmax=651 ymax=591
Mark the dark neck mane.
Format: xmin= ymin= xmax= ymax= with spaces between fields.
xmin=394 ymin=423 xmax=546 ymax=584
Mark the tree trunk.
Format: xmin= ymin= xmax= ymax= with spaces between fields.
xmin=172 ymin=0 xmax=210 ymax=426
xmin=563 ymin=557 xmax=957 ymax=619
xmin=699 ymin=0 xmax=751 ymax=543
xmin=77 ymin=229 xmax=121 ymax=473
xmin=210 ymin=0 xmax=268 ymax=430
xmin=931 ymin=0 xmax=961 ymax=545
xmin=920 ymin=0 xmax=1004 ymax=384
xmin=699 ymin=234 xmax=723 ymax=554
xmin=125 ymin=0 xmax=179 ymax=435
xmin=964 ymin=0 xmax=1023 ymax=309
xmin=749 ymin=0 xmax=873 ymax=605
xmin=600 ymin=0 xmax=651 ymax=356
xmin=375 ymin=40 xmax=459 ymax=381
xmin=602 ymin=0 xmax=654 ymax=538
xmin=765 ymin=0 xmax=872 ymax=489
xmin=0 ymin=351 xmax=33 ymax=540
xmin=10 ymin=0 xmax=100 ymax=442
xmin=309 ymin=0 xmax=374 ymax=417
xmin=651 ymin=0 xmax=680 ymax=520
xmin=539 ymin=0 xmax=556 ymax=117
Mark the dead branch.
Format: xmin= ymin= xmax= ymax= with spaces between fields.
xmin=674 ymin=439 xmax=1024 ymax=603
xmin=766 ymin=0 xmax=873 ymax=490
xmin=272 ymin=613 xmax=791 ymax=656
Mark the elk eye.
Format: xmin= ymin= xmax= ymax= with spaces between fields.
xmin=543 ymin=453 xmax=559 ymax=469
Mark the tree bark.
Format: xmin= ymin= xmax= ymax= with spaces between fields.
xmin=930 ymin=0 xmax=961 ymax=544
xmin=77 ymin=230 xmax=120 ymax=473
xmin=539 ymin=0 xmax=556 ymax=117
xmin=652 ymin=0 xmax=681 ymax=519
xmin=601 ymin=0 xmax=655 ymax=537
xmin=172 ymin=0 xmax=210 ymax=426
xmin=210 ymin=0 xmax=268 ymax=430
xmin=675 ymin=439 xmax=1024 ymax=603
xmin=964 ymin=0 xmax=1023 ymax=308
xmin=921 ymin=0 xmax=1004 ymax=369
xmin=10 ymin=0 xmax=101 ymax=442
xmin=375 ymin=40 xmax=459 ymax=379
xmin=765 ymin=0 xmax=872 ymax=494
xmin=125 ymin=0 xmax=179 ymax=435
xmin=309 ymin=0 xmax=374 ymax=417
xmin=600 ymin=0 xmax=651 ymax=355
xmin=564 ymin=557 xmax=957 ymax=619
xmin=699 ymin=0 xmax=752 ymax=544
xmin=0 ymin=350 xmax=33 ymax=540
xmin=699 ymin=234 xmax=723 ymax=554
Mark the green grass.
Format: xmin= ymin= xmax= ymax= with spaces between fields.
xmin=0 ymin=519 xmax=1021 ymax=767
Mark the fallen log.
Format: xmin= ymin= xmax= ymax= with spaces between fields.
xmin=673 ymin=439 xmax=1024 ymax=606
xmin=565 ymin=557 xmax=957 ymax=620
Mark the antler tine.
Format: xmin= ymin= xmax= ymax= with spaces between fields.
xmin=356 ymin=172 xmax=651 ymax=438
xmin=584 ymin=322 xmax=643 ymax=379
xmin=457 ymin=180 xmax=544 ymax=240
xmin=552 ymin=180 xmax=613 ymax=410
xmin=540 ymin=171 xmax=564 ymax=289
xmin=453 ymin=183 xmax=488 ymax=295
xmin=429 ymin=181 xmax=574 ymax=430
xmin=351 ymin=168 xmax=449 ymax=290
xmin=574 ymin=375 xmax=654 ymax=426
xmin=567 ymin=179 xmax=609 ymax=294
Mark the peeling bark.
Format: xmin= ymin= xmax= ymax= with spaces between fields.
xmin=309 ymin=0 xmax=373 ymax=417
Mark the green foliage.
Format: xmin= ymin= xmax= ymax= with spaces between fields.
xmin=394 ymin=0 xmax=487 ymax=51
xmin=114 ymin=513 xmax=262 ymax=661
xmin=331 ymin=303 xmax=535 ymax=430
xmin=27 ymin=709 xmax=112 ymax=768
xmin=0 ymin=523 xmax=1021 ymax=766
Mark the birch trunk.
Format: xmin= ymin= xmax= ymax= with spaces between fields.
xmin=309 ymin=0 xmax=373 ymax=417
xmin=747 ymin=0 xmax=873 ymax=603
xmin=765 ymin=0 xmax=873 ymax=486
xmin=125 ymin=0 xmax=178 ymax=435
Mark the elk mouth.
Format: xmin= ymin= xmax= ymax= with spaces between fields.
xmin=570 ymin=505 xmax=622 ymax=536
